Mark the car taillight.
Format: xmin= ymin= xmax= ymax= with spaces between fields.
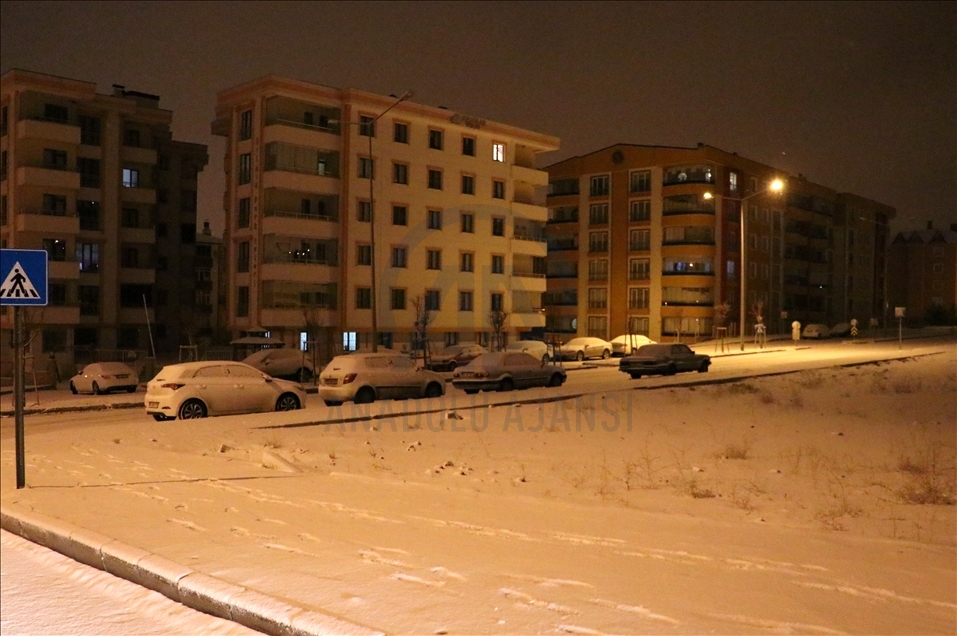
xmin=475 ymin=372 xmax=489 ymax=379
xmin=342 ymin=373 xmax=357 ymax=384
xmin=161 ymin=383 xmax=184 ymax=390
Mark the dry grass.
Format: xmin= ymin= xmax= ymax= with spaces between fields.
xmin=897 ymin=440 xmax=956 ymax=506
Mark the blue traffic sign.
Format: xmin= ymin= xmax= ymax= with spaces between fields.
xmin=0 ymin=249 xmax=48 ymax=306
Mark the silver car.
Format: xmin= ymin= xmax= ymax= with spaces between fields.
xmin=558 ymin=337 xmax=612 ymax=361
xmin=319 ymin=352 xmax=446 ymax=406
xmin=452 ymin=352 xmax=567 ymax=394
xmin=145 ymin=361 xmax=305 ymax=421
xmin=242 ymin=347 xmax=316 ymax=382
xmin=504 ymin=340 xmax=556 ymax=363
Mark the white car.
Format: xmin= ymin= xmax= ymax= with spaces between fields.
xmin=145 ymin=361 xmax=305 ymax=421
xmin=504 ymin=340 xmax=556 ymax=363
xmin=610 ymin=334 xmax=656 ymax=357
xmin=319 ymin=352 xmax=446 ymax=406
xmin=70 ymin=362 xmax=139 ymax=395
xmin=558 ymin=337 xmax=612 ymax=361
xmin=242 ymin=347 xmax=316 ymax=382
xmin=802 ymin=323 xmax=830 ymax=339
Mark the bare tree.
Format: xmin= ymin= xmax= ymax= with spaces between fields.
xmin=713 ymin=301 xmax=731 ymax=351
xmin=411 ymin=295 xmax=436 ymax=363
xmin=487 ymin=310 xmax=508 ymax=351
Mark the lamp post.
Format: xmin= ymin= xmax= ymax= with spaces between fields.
xmin=738 ymin=178 xmax=784 ymax=351
xmin=359 ymin=90 xmax=413 ymax=352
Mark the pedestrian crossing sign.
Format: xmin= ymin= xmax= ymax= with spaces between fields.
xmin=0 ymin=249 xmax=48 ymax=306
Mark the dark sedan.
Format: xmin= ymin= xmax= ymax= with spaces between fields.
xmin=452 ymin=352 xmax=567 ymax=393
xmin=619 ymin=344 xmax=711 ymax=378
xmin=425 ymin=344 xmax=487 ymax=371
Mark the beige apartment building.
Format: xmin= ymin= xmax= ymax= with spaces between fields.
xmin=0 ymin=69 xmax=207 ymax=376
xmin=544 ymin=143 xmax=894 ymax=342
xmin=212 ymin=75 xmax=559 ymax=358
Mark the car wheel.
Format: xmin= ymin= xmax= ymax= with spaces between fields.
xmin=447 ymin=361 xmax=457 ymax=371
xmin=297 ymin=367 xmax=313 ymax=383
xmin=542 ymin=354 xmax=550 ymax=363
xmin=69 ymin=381 xmax=78 ymax=395
xmin=576 ymin=351 xmax=584 ymax=362
xmin=424 ymin=382 xmax=443 ymax=398
xmin=698 ymin=361 xmax=710 ymax=373
xmin=548 ymin=373 xmax=563 ymax=387
xmin=464 ymin=389 xmax=479 ymax=395
xmin=498 ymin=377 xmax=514 ymax=392
xmin=323 ymin=400 xmax=343 ymax=407
xmin=354 ymin=387 xmax=376 ymax=404
xmin=92 ymin=381 xmax=102 ymax=395
xmin=629 ymin=373 xmax=642 ymax=380
xmin=178 ymin=399 xmax=207 ymax=420
xmin=276 ymin=393 xmax=300 ymax=411
xmin=601 ymin=349 xmax=610 ymax=359
xmin=666 ymin=364 xmax=677 ymax=376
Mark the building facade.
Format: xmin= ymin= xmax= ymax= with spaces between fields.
xmin=544 ymin=143 xmax=894 ymax=342
xmin=212 ymin=75 xmax=559 ymax=359
xmin=887 ymin=223 xmax=957 ymax=324
xmin=0 ymin=69 xmax=207 ymax=375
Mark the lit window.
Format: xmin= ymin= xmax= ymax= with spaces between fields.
xmin=122 ymin=168 xmax=139 ymax=188
xmin=492 ymin=143 xmax=505 ymax=162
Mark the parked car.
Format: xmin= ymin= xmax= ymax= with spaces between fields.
xmin=610 ymin=334 xmax=656 ymax=357
xmin=558 ymin=337 xmax=613 ymax=361
xmin=70 ymin=362 xmax=139 ymax=395
xmin=452 ymin=352 xmax=566 ymax=394
xmin=829 ymin=322 xmax=851 ymax=338
xmin=504 ymin=340 xmax=556 ymax=363
xmin=425 ymin=344 xmax=487 ymax=371
xmin=619 ymin=344 xmax=711 ymax=378
xmin=243 ymin=347 xmax=316 ymax=382
xmin=802 ymin=323 xmax=830 ymax=339
xmin=145 ymin=361 xmax=305 ymax=421
xmin=320 ymin=352 xmax=446 ymax=406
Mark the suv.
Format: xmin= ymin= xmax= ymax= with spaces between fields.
xmin=319 ymin=352 xmax=446 ymax=406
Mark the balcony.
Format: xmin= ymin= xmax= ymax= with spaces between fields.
xmin=261 ymin=307 xmax=338 ymax=328
xmin=510 ymin=200 xmax=547 ymax=223
xmin=49 ymin=259 xmax=79 ymax=280
xmin=510 ymin=269 xmax=547 ymax=293
xmin=37 ymin=304 xmax=80 ymax=324
xmin=121 ymin=145 xmax=157 ymax=165
xmin=510 ymin=310 xmax=546 ymax=329
xmin=262 ymin=211 xmax=339 ymax=239
xmin=119 ymin=267 xmax=156 ymax=285
xmin=16 ymin=118 xmax=80 ymax=145
xmin=261 ymin=258 xmax=338 ymax=285
xmin=548 ymin=238 xmax=579 ymax=252
xmin=16 ymin=166 xmax=80 ymax=190
xmin=16 ymin=210 xmax=79 ymax=234
xmin=120 ymin=226 xmax=155 ymax=244
xmin=119 ymin=307 xmax=154 ymax=325
xmin=121 ymin=186 xmax=156 ymax=205
xmin=548 ymin=209 xmax=579 ymax=224
xmin=511 ymin=164 xmax=548 ymax=187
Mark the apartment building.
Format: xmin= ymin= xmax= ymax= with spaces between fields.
xmin=887 ymin=222 xmax=957 ymax=324
xmin=212 ymin=75 xmax=559 ymax=359
xmin=195 ymin=220 xmax=228 ymax=345
xmin=0 ymin=69 xmax=207 ymax=373
xmin=544 ymin=143 xmax=894 ymax=342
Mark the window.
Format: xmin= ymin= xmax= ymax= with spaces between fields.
xmin=42 ymin=194 xmax=67 ymax=215
xmin=589 ymin=203 xmax=609 ymax=225
xmin=356 ymin=243 xmax=372 ymax=265
xmin=462 ymin=136 xmax=475 ymax=156
xmin=393 ymin=122 xmax=409 ymax=143
xmin=79 ymin=286 xmax=99 ymax=316
xmin=932 ymin=263 xmax=944 ymax=273
xmin=628 ymin=287 xmax=650 ymax=309
xmin=391 ymin=288 xmax=406 ymax=310
xmin=729 ymin=172 xmax=739 ymax=193
xmin=124 ymin=129 xmax=141 ymax=147
xmin=629 ymin=258 xmax=650 ymax=280
xmin=238 ymin=153 xmax=251 ymax=185
xmin=492 ymin=217 xmax=505 ymax=237
xmin=358 ymin=157 xmax=374 ymax=179
xmin=459 ymin=291 xmax=474 ymax=311
xmin=491 ymin=254 xmax=504 ymax=274
xmin=460 ymin=252 xmax=474 ymax=272
xmin=429 ymin=129 xmax=444 ymax=150
xmin=122 ymin=168 xmax=139 ymax=188
xmin=425 ymin=289 xmax=441 ymax=311
xmin=588 ymin=231 xmax=609 ymax=253
xmin=461 ymin=213 xmax=474 ymax=233
xmin=629 ymin=199 xmax=650 ymax=222
xmin=391 ymin=246 xmax=407 ymax=268
xmin=587 ymin=316 xmax=608 ymax=339
xmin=629 ymin=170 xmax=651 ymax=194
xmin=492 ymin=142 xmax=505 ymax=162
xmin=492 ymin=180 xmax=505 ymax=199
xmin=461 ymin=174 xmax=475 ymax=195
xmin=237 ymin=286 xmax=249 ymax=317
xmin=42 ymin=238 xmax=67 ymax=261
xmin=357 ymin=200 xmax=371 ymax=222
xmin=590 ymin=175 xmax=609 ymax=197
xmin=77 ymin=157 xmax=100 ymax=187
xmin=393 ymin=162 xmax=408 ymax=184
xmin=121 ymin=207 xmax=139 ymax=228
xmin=76 ymin=243 xmax=99 ymax=272
xmin=392 ymin=205 xmax=408 ymax=226
xmin=629 ymin=229 xmax=650 ymax=251
xmin=428 ymin=169 xmax=443 ymax=190
xmin=427 ymin=249 xmax=442 ymax=270
xmin=42 ymin=328 xmax=68 ymax=353
xmin=588 ymin=259 xmax=609 ymax=281
xmin=239 ymin=109 xmax=253 ymax=140
xmin=121 ymin=246 xmax=140 ymax=268
xmin=359 ymin=115 xmax=375 ymax=137
xmin=356 ymin=287 xmax=372 ymax=309
xmin=627 ymin=316 xmax=650 ymax=335
xmin=237 ymin=241 xmax=250 ymax=272
xmin=491 ymin=292 xmax=504 ymax=312
xmin=79 ymin=115 xmax=100 ymax=146
xmin=238 ymin=197 xmax=250 ymax=228
xmin=44 ymin=103 xmax=68 ymax=122
xmin=427 ymin=209 xmax=442 ymax=229
xmin=588 ymin=288 xmax=608 ymax=309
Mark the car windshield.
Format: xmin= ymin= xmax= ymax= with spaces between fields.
xmin=565 ymin=338 xmax=589 ymax=347
xmin=635 ymin=344 xmax=669 ymax=356
xmin=438 ymin=346 xmax=466 ymax=355
xmin=506 ymin=341 xmax=539 ymax=351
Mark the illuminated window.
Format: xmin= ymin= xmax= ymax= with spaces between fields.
xmin=492 ymin=143 xmax=505 ymax=162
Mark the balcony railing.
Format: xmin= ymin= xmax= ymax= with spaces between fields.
xmin=264 ymin=209 xmax=339 ymax=223
xmin=548 ymin=239 xmax=578 ymax=251
xmin=662 ymin=270 xmax=715 ymax=276
xmin=513 ymin=231 xmax=547 ymax=243
xmin=263 ymin=254 xmax=338 ymax=266
xmin=512 ymin=269 xmax=546 ymax=278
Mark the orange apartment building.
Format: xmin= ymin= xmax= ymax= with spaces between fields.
xmin=212 ymin=75 xmax=559 ymax=359
xmin=544 ymin=143 xmax=894 ymax=342
xmin=887 ymin=222 xmax=957 ymax=324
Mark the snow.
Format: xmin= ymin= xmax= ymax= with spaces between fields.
xmin=1 ymin=343 xmax=955 ymax=634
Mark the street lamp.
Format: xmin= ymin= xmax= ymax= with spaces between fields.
xmin=358 ymin=90 xmax=413 ymax=352
xmin=738 ymin=178 xmax=784 ymax=351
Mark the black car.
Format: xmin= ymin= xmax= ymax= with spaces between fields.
xmin=619 ymin=344 xmax=711 ymax=378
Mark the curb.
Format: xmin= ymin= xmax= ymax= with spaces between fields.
xmin=0 ymin=503 xmax=382 ymax=636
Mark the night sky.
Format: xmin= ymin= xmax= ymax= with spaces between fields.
xmin=2 ymin=1 xmax=954 ymax=236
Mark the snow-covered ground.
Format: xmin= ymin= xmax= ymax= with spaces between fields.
xmin=1 ymin=345 xmax=955 ymax=634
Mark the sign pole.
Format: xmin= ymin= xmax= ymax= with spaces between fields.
xmin=14 ymin=305 xmax=26 ymax=489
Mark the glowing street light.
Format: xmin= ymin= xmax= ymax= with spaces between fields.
xmin=738 ymin=178 xmax=785 ymax=351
